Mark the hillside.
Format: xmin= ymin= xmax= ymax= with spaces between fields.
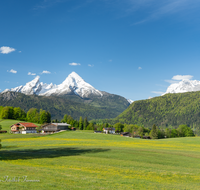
xmin=113 ymin=91 xmax=200 ymax=128
xmin=0 ymin=91 xmax=129 ymax=120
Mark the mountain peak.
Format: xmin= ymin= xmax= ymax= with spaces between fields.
xmin=163 ymin=79 xmax=200 ymax=95
xmin=27 ymin=75 xmax=40 ymax=85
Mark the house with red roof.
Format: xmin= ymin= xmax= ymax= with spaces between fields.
xmin=10 ymin=122 xmax=38 ymax=134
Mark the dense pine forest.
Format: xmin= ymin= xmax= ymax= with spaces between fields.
xmin=111 ymin=91 xmax=200 ymax=133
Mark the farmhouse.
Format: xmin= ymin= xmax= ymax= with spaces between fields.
xmin=103 ymin=127 xmax=115 ymax=134
xmin=10 ymin=123 xmax=37 ymax=134
xmin=121 ymin=132 xmax=130 ymax=137
xmin=40 ymin=123 xmax=71 ymax=134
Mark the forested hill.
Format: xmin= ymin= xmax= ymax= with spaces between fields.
xmin=0 ymin=91 xmax=129 ymax=120
xmin=113 ymin=91 xmax=200 ymax=128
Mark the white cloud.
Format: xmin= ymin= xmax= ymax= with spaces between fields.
xmin=69 ymin=62 xmax=81 ymax=66
xmin=19 ymin=51 xmax=21 ymax=53
xmin=165 ymin=75 xmax=194 ymax=84
xmin=42 ymin=70 xmax=51 ymax=74
xmin=88 ymin=64 xmax=94 ymax=67
xmin=164 ymin=79 xmax=179 ymax=84
xmin=7 ymin=69 xmax=17 ymax=74
xmin=28 ymin=72 xmax=36 ymax=76
xmin=106 ymin=0 xmax=200 ymax=24
xmin=0 ymin=46 xmax=16 ymax=54
xmin=151 ymin=91 xmax=164 ymax=95
xmin=172 ymin=75 xmax=193 ymax=80
xmin=138 ymin=67 xmax=142 ymax=70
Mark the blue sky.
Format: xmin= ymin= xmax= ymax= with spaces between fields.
xmin=1 ymin=0 xmax=200 ymax=101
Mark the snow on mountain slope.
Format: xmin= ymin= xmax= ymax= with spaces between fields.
xmin=127 ymin=99 xmax=134 ymax=104
xmin=2 ymin=72 xmax=103 ymax=98
xmin=162 ymin=79 xmax=200 ymax=95
xmin=40 ymin=72 xmax=103 ymax=98
xmin=1 ymin=72 xmax=133 ymax=103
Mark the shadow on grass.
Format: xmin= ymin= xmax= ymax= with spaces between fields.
xmin=0 ymin=147 xmax=110 ymax=161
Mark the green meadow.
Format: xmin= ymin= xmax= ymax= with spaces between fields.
xmin=0 ymin=120 xmax=200 ymax=189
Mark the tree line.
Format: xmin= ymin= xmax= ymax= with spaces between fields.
xmin=57 ymin=114 xmax=194 ymax=139
xmin=0 ymin=106 xmax=51 ymax=124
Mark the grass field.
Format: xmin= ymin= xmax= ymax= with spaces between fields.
xmin=0 ymin=120 xmax=200 ymax=189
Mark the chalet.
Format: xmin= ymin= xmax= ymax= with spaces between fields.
xmin=94 ymin=131 xmax=102 ymax=133
xmin=10 ymin=123 xmax=37 ymax=134
xmin=143 ymin=136 xmax=151 ymax=139
xmin=133 ymin=135 xmax=141 ymax=139
xmin=121 ymin=132 xmax=130 ymax=137
xmin=71 ymin=127 xmax=76 ymax=131
xmin=40 ymin=123 xmax=71 ymax=134
xmin=103 ymin=127 xmax=115 ymax=134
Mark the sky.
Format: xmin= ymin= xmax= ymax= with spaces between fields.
xmin=1 ymin=0 xmax=200 ymax=101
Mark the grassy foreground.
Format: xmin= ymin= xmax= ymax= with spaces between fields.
xmin=0 ymin=126 xmax=200 ymax=189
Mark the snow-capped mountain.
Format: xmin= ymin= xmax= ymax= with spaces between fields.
xmin=40 ymin=72 xmax=103 ymax=98
xmin=127 ymin=99 xmax=134 ymax=104
xmin=163 ymin=79 xmax=200 ymax=95
xmin=3 ymin=76 xmax=44 ymax=95
xmin=2 ymin=72 xmax=103 ymax=98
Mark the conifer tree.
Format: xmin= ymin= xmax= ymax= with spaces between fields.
xmin=150 ymin=124 xmax=158 ymax=139
xmin=79 ymin=116 xmax=83 ymax=130
xmin=83 ymin=117 xmax=89 ymax=130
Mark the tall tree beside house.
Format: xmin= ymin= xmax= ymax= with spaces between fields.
xmin=40 ymin=110 xmax=51 ymax=124
xmin=27 ymin=108 xmax=38 ymax=122
xmin=13 ymin=107 xmax=26 ymax=120
xmin=83 ymin=117 xmax=89 ymax=130
xmin=138 ymin=126 xmax=144 ymax=138
xmin=0 ymin=106 xmax=4 ymax=118
xmin=67 ymin=115 xmax=74 ymax=124
xmin=40 ymin=110 xmax=47 ymax=124
xmin=63 ymin=114 xmax=68 ymax=123
xmin=177 ymin=124 xmax=194 ymax=137
xmin=86 ymin=123 xmax=94 ymax=130
xmin=114 ymin=123 xmax=124 ymax=132
xmin=1 ymin=106 xmax=15 ymax=119
xmin=79 ymin=116 xmax=83 ymax=130
xmin=150 ymin=124 xmax=158 ymax=139
xmin=104 ymin=123 xmax=109 ymax=128
xmin=46 ymin=111 xmax=51 ymax=123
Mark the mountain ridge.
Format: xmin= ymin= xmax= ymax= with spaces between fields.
xmin=2 ymin=72 xmax=111 ymax=99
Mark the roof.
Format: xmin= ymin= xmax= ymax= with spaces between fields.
xmin=53 ymin=123 xmax=71 ymax=126
xmin=41 ymin=129 xmax=59 ymax=132
xmin=11 ymin=123 xmax=38 ymax=128
xmin=121 ymin=132 xmax=130 ymax=135
xmin=103 ymin=128 xmax=115 ymax=130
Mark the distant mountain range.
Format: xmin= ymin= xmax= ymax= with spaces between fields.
xmin=3 ymin=72 xmax=132 ymax=102
xmin=1 ymin=72 xmax=131 ymax=120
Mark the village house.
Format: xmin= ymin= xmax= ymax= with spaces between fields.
xmin=103 ymin=127 xmax=115 ymax=134
xmin=40 ymin=123 xmax=71 ymax=134
xmin=10 ymin=123 xmax=38 ymax=134
xmin=121 ymin=132 xmax=131 ymax=137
